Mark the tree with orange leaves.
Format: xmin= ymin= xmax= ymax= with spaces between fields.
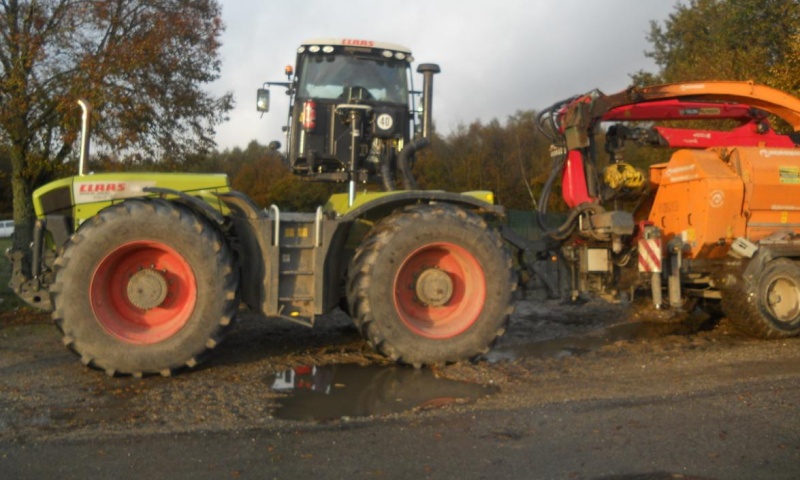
xmin=0 ymin=0 xmax=233 ymax=254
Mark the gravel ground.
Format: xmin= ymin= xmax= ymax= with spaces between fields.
xmin=0 ymin=295 xmax=796 ymax=444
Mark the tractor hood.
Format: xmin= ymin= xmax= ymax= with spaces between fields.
xmin=33 ymin=172 xmax=230 ymax=219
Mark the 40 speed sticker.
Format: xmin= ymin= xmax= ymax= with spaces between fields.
xmin=376 ymin=113 xmax=394 ymax=131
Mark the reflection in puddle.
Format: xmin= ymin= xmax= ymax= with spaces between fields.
xmin=269 ymin=364 xmax=496 ymax=421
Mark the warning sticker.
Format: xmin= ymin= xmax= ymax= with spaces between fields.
xmin=779 ymin=166 xmax=800 ymax=184
xmin=709 ymin=190 xmax=725 ymax=208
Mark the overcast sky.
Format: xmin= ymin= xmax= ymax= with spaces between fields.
xmin=210 ymin=0 xmax=681 ymax=151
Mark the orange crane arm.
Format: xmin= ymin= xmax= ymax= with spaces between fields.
xmin=603 ymin=81 xmax=800 ymax=131
xmin=552 ymin=81 xmax=800 ymax=208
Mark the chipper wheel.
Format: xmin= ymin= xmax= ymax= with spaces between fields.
xmin=347 ymin=203 xmax=516 ymax=367
xmin=721 ymin=258 xmax=800 ymax=339
xmin=51 ymin=199 xmax=239 ymax=376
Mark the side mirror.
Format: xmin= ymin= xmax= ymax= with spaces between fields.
xmin=256 ymin=88 xmax=270 ymax=112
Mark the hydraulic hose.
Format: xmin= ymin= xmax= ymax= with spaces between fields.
xmin=536 ymin=150 xmax=565 ymax=230
xmin=534 ymin=95 xmax=603 ymax=240
xmin=397 ymin=137 xmax=430 ymax=190
xmin=548 ymin=202 xmax=606 ymax=241
xmin=535 ymin=97 xmax=574 ymax=232
xmin=535 ymin=95 xmax=580 ymax=143
xmin=380 ymin=154 xmax=396 ymax=191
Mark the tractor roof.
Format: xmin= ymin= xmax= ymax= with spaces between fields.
xmin=300 ymin=38 xmax=412 ymax=55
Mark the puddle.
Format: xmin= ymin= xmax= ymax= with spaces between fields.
xmin=487 ymin=318 xmax=708 ymax=363
xmin=269 ymin=364 xmax=496 ymax=421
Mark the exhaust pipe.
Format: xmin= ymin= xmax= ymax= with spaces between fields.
xmin=417 ymin=63 xmax=440 ymax=139
xmin=393 ymin=64 xmax=440 ymax=191
xmin=77 ymin=99 xmax=92 ymax=176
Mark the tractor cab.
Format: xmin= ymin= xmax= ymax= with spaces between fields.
xmin=259 ymin=38 xmax=439 ymax=200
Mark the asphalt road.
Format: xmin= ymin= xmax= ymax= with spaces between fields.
xmin=2 ymin=375 xmax=798 ymax=479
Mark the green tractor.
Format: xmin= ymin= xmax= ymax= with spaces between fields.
xmin=8 ymin=38 xmax=516 ymax=376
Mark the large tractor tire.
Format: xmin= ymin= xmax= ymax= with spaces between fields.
xmin=347 ymin=203 xmax=516 ymax=366
xmin=721 ymin=258 xmax=800 ymax=338
xmin=51 ymin=199 xmax=239 ymax=376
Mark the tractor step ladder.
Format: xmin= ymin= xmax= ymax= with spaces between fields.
xmin=269 ymin=206 xmax=324 ymax=327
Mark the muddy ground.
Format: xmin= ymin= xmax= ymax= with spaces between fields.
xmin=0 ymin=296 xmax=789 ymax=432
xmin=1 ymin=296 xmax=799 ymax=478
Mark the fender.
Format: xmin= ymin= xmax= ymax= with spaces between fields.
xmin=216 ymin=191 xmax=275 ymax=313
xmin=333 ymin=190 xmax=504 ymax=222
xmin=144 ymin=186 xmax=226 ymax=226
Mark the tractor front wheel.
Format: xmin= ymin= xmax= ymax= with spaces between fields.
xmin=347 ymin=204 xmax=516 ymax=366
xmin=51 ymin=199 xmax=239 ymax=376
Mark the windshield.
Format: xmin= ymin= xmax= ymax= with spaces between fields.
xmin=298 ymin=54 xmax=409 ymax=104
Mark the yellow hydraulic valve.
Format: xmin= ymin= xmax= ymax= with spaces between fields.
xmin=603 ymin=162 xmax=645 ymax=190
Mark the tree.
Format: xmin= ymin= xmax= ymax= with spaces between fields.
xmin=231 ymin=158 xmax=335 ymax=212
xmin=637 ymin=0 xmax=800 ymax=97
xmin=415 ymin=111 xmax=553 ymax=211
xmin=0 ymin=0 xmax=233 ymax=253
xmin=625 ymin=0 xmax=799 ymax=168
xmin=770 ymin=32 xmax=800 ymax=95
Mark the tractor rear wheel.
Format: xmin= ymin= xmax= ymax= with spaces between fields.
xmin=347 ymin=204 xmax=516 ymax=366
xmin=51 ymin=199 xmax=239 ymax=376
xmin=722 ymin=258 xmax=800 ymax=338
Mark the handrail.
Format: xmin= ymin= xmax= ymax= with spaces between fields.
xmin=270 ymin=204 xmax=280 ymax=246
xmin=315 ymin=206 xmax=323 ymax=247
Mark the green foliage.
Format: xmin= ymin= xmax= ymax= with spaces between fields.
xmin=628 ymin=0 xmax=800 ymax=149
xmin=770 ymin=32 xmax=800 ymax=95
xmin=634 ymin=0 xmax=800 ymax=97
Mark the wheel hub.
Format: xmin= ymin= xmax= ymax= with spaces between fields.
xmin=415 ymin=268 xmax=454 ymax=307
xmin=127 ymin=269 xmax=169 ymax=310
xmin=767 ymin=277 xmax=800 ymax=322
